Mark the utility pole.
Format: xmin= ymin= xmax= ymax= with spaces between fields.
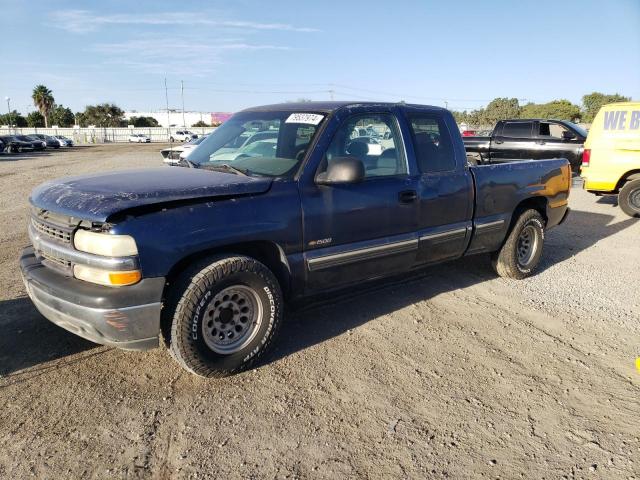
xmin=164 ymin=78 xmax=171 ymax=142
xmin=445 ymin=100 xmax=449 ymax=110
xmin=328 ymin=84 xmax=334 ymax=101
xmin=181 ymin=80 xmax=186 ymax=128
xmin=5 ymin=97 xmax=12 ymax=133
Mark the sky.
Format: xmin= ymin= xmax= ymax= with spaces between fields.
xmin=1 ymin=0 xmax=639 ymax=115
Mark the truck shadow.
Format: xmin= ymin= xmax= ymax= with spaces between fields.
xmin=0 ymin=296 xmax=98 ymax=380
xmin=0 ymin=209 xmax=634 ymax=378
xmin=264 ymin=209 xmax=635 ymax=367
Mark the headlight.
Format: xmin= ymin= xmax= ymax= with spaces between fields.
xmin=74 ymin=230 xmax=138 ymax=257
xmin=73 ymin=264 xmax=141 ymax=286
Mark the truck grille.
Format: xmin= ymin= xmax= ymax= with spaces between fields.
xmin=31 ymin=217 xmax=72 ymax=244
xmin=30 ymin=210 xmax=78 ymax=274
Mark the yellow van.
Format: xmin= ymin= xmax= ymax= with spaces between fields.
xmin=581 ymin=102 xmax=640 ymax=217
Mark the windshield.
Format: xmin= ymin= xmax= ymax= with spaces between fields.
xmin=187 ymin=111 xmax=325 ymax=177
xmin=564 ymin=121 xmax=588 ymax=138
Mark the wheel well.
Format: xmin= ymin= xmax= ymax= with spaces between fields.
xmin=159 ymin=241 xmax=292 ymax=345
xmin=509 ymin=197 xmax=548 ymax=232
xmin=615 ymin=170 xmax=640 ymax=192
xmin=163 ymin=241 xmax=291 ymax=301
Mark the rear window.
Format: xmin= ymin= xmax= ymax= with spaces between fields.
xmin=502 ymin=121 xmax=533 ymax=138
xmin=408 ymin=114 xmax=456 ymax=173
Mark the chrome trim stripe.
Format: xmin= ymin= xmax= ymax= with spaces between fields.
xmin=29 ymin=225 xmax=139 ymax=271
xmin=307 ymin=238 xmax=418 ymax=272
xmin=475 ymin=219 xmax=505 ymax=231
xmin=420 ymin=227 xmax=467 ymax=242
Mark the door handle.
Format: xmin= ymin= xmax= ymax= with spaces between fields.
xmin=398 ymin=190 xmax=417 ymax=203
xmin=536 ymin=140 xmax=546 ymax=145
xmin=494 ymin=139 xmax=503 ymax=144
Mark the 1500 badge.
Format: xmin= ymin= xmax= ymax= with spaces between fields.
xmin=308 ymin=238 xmax=332 ymax=247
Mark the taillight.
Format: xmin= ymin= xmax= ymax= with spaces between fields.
xmin=582 ymin=149 xmax=591 ymax=167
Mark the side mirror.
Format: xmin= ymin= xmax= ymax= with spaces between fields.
xmin=562 ymin=130 xmax=576 ymax=141
xmin=316 ymin=156 xmax=365 ymax=185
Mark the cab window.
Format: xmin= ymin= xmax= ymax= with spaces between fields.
xmin=318 ymin=113 xmax=407 ymax=179
xmin=408 ymin=114 xmax=456 ymax=172
xmin=538 ymin=122 xmax=569 ymax=139
xmin=502 ymin=121 xmax=533 ymax=138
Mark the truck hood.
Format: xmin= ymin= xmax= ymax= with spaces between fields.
xmin=30 ymin=167 xmax=273 ymax=222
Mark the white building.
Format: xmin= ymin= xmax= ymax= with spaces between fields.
xmin=124 ymin=110 xmax=232 ymax=128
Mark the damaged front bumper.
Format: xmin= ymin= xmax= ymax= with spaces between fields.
xmin=20 ymin=246 xmax=164 ymax=350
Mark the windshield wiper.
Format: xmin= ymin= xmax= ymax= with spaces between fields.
xmin=204 ymin=163 xmax=249 ymax=176
xmin=180 ymin=157 xmax=197 ymax=169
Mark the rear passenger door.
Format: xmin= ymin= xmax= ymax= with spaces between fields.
xmin=491 ymin=121 xmax=535 ymax=162
xmin=405 ymin=113 xmax=474 ymax=264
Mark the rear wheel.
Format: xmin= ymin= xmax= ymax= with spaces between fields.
xmin=166 ymin=255 xmax=283 ymax=377
xmin=618 ymin=178 xmax=640 ymax=218
xmin=491 ymin=209 xmax=545 ymax=279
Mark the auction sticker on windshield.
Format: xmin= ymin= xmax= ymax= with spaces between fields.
xmin=285 ymin=113 xmax=324 ymax=125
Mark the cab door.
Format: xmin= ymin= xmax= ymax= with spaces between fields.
xmin=300 ymin=110 xmax=420 ymax=292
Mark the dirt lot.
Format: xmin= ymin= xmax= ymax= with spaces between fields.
xmin=0 ymin=144 xmax=638 ymax=479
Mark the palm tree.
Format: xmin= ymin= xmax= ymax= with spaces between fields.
xmin=32 ymin=85 xmax=55 ymax=128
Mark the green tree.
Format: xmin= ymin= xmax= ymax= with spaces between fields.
xmin=520 ymin=100 xmax=581 ymax=121
xmin=481 ymin=98 xmax=521 ymax=125
xmin=49 ymin=105 xmax=75 ymax=127
xmin=581 ymin=92 xmax=631 ymax=123
xmin=26 ymin=111 xmax=45 ymax=127
xmin=191 ymin=120 xmax=210 ymax=127
xmin=451 ymin=110 xmax=470 ymax=125
xmin=77 ymin=103 xmax=125 ymax=127
xmin=0 ymin=110 xmax=27 ymax=127
xmin=32 ymin=85 xmax=55 ymax=127
xmin=128 ymin=116 xmax=159 ymax=127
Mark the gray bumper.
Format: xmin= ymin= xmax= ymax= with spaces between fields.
xmin=20 ymin=246 xmax=165 ymax=351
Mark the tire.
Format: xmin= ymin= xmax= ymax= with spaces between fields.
xmin=618 ymin=178 xmax=640 ymax=218
xmin=166 ymin=255 xmax=283 ymax=378
xmin=491 ymin=209 xmax=545 ymax=279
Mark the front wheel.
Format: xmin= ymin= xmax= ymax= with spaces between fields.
xmin=618 ymin=178 xmax=640 ymax=218
xmin=166 ymin=255 xmax=283 ymax=377
xmin=491 ymin=209 xmax=545 ymax=279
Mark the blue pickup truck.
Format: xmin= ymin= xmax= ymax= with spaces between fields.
xmin=20 ymin=102 xmax=571 ymax=377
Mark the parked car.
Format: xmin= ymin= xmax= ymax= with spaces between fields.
xmin=581 ymin=102 xmax=640 ymax=217
xmin=178 ymin=135 xmax=209 ymax=160
xmin=16 ymin=135 xmax=46 ymax=151
xmin=463 ymin=119 xmax=587 ymax=172
xmin=53 ymin=135 xmax=74 ymax=147
xmin=169 ymin=130 xmax=198 ymax=142
xmin=0 ymin=135 xmax=36 ymax=153
xmin=30 ymin=134 xmax=61 ymax=149
xmin=160 ymin=145 xmax=187 ymax=164
xmin=21 ymin=102 xmax=570 ymax=377
xmin=129 ymin=134 xmax=151 ymax=143
xmin=0 ymin=137 xmax=5 ymax=154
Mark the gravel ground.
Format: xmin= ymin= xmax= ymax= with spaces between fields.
xmin=0 ymin=144 xmax=638 ymax=479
